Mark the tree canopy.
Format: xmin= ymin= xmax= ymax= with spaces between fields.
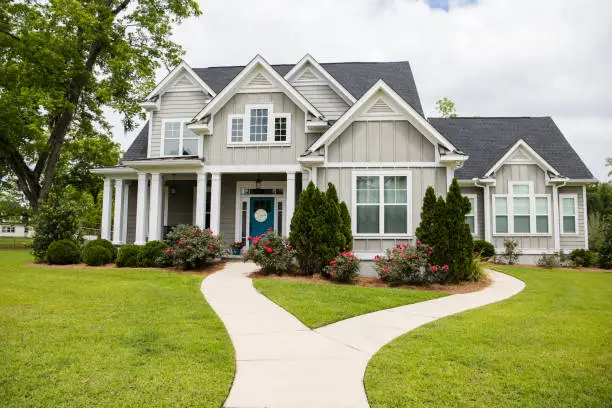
xmin=0 ymin=0 xmax=201 ymax=211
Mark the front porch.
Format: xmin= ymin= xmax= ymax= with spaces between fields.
xmin=98 ymin=165 xmax=307 ymax=246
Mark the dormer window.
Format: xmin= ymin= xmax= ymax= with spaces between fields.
xmin=227 ymin=104 xmax=290 ymax=145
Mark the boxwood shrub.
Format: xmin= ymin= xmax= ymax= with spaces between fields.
xmin=138 ymin=240 xmax=169 ymax=267
xmin=116 ymin=244 xmax=142 ymax=267
xmin=46 ymin=239 xmax=81 ymax=265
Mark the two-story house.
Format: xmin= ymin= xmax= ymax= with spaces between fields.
xmin=93 ymin=54 xmax=595 ymax=263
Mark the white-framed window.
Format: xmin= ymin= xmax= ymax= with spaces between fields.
xmin=1 ymin=226 xmax=15 ymax=233
xmin=352 ymin=171 xmax=411 ymax=236
xmin=162 ymin=119 xmax=199 ymax=156
xmin=227 ymin=104 xmax=291 ymax=145
xmin=560 ymin=194 xmax=578 ymax=234
xmin=464 ymin=195 xmax=477 ymax=235
xmin=493 ymin=181 xmax=551 ymax=235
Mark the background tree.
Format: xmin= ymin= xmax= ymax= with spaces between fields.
xmin=415 ymin=186 xmax=437 ymax=245
xmin=0 ymin=0 xmax=200 ymax=211
xmin=435 ymin=97 xmax=457 ymax=118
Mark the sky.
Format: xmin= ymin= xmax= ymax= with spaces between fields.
xmin=108 ymin=0 xmax=612 ymax=181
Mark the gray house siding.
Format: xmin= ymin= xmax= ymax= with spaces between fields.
xmin=292 ymin=84 xmax=349 ymax=120
xmin=151 ymin=91 xmax=210 ymax=157
xmin=327 ymin=121 xmax=436 ymax=163
xmin=206 ymin=93 xmax=306 ymax=166
xmin=460 ymin=186 xmax=484 ymax=238
xmin=317 ymin=166 xmax=447 ymax=252
xmin=559 ymin=186 xmax=586 ymax=250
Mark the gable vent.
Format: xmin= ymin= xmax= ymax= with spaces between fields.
xmin=297 ymin=68 xmax=319 ymax=82
xmin=367 ymin=98 xmax=394 ymax=114
xmin=248 ymin=72 xmax=272 ymax=87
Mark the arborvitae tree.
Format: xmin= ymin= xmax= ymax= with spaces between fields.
xmin=339 ymin=202 xmax=353 ymax=251
xmin=415 ymin=186 xmax=437 ymax=245
xmin=290 ymin=182 xmax=326 ymax=275
xmin=321 ymin=183 xmax=346 ymax=272
xmin=444 ymin=178 xmax=474 ymax=281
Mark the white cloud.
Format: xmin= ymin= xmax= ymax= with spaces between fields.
xmin=110 ymin=0 xmax=612 ymax=181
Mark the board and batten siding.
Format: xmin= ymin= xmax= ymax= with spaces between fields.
xmin=490 ymin=164 xmax=555 ymax=250
xmin=460 ymin=186 xmax=484 ymax=238
xmin=558 ymin=186 xmax=586 ymax=250
xmin=292 ymin=84 xmax=349 ymax=120
xmin=150 ymin=91 xmax=210 ymax=157
xmin=207 ymin=93 xmax=306 ymax=166
xmin=327 ymin=121 xmax=436 ymax=163
xmin=317 ymin=166 xmax=446 ymax=252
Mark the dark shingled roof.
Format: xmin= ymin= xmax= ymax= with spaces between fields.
xmin=429 ymin=117 xmax=594 ymax=180
xmin=192 ymin=61 xmax=424 ymax=116
xmin=120 ymin=121 xmax=148 ymax=163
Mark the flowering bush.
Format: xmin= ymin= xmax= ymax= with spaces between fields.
xmin=162 ymin=224 xmax=224 ymax=270
xmin=243 ymin=230 xmax=295 ymax=275
xmin=375 ymin=241 xmax=449 ymax=285
xmin=323 ymin=252 xmax=360 ymax=282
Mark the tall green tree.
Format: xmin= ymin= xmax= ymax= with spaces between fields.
xmin=0 ymin=0 xmax=200 ymax=211
xmin=415 ymin=186 xmax=437 ymax=245
xmin=435 ymin=97 xmax=457 ymax=118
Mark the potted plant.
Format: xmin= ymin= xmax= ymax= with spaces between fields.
xmin=231 ymin=241 xmax=244 ymax=255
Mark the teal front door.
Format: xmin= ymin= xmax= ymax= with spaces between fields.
xmin=250 ymin=197 xmax=274 ymax=238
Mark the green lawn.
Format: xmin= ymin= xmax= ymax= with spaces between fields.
xmin=252 ymin=279 xmax=447 ymax=328
xmin=0 ymin=250 xmax=234 ymax=407
xmin=0 ymin=236 xmax=32 ymax=247
xmin=365 ymin=266 xmax=612 ymax=408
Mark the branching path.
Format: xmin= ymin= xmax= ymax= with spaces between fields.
xmin=201 ymin=262 xmax=525 ymax=408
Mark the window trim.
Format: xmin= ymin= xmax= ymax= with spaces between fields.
xmin=493 ymin=181 xmax=552 ymax=236
xmin=464 ymin=194 xmax=478 ymax=236
xmin=226 ymin=104 xmax=291 ymax=146
xmin=160 ymin=118 xmax=201 ymax=158
xmin=559 ymin=193 xmax=579 ymax=235
xmin=351 ymin=170 xmax=412 ymax=238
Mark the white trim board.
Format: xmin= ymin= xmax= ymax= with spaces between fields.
xmin=308 ymin=80 xmax=457 ymax=154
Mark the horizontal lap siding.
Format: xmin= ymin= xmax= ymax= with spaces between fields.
xmin=460 ymin=186 xmax=484 ymax=238
xmin=293 ymin=84 xmax=349 ymax=120
xmin=208 ymin=93 xmax=306 ymax=166
xmin=327 ymin=121 xmax=436 ymax=163
xmin=151 ymin=91 xmax=209 ymax=157
xmin=317 ymin=167 xmax=446 ymax=252
xmin=559 ymin=186 xmax=586 ymax=250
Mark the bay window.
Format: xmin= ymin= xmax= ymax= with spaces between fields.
xmin=227 ymin=104 xmax=291 ymax=144
xmin=493 ymin=182 xmax=551 ymax=235
xmin=560 ymin=195 xmax=577 ymax=234
xmin=354 ymin=172 xmax=411 ymax=236
xmin=163 ymin=120 xmax=199 ymax=156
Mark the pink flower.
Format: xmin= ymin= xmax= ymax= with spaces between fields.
xmin=430 ymin=265 xmax=438 ymax=272
xmin=265 ymin=247 xmax=273 ymax=253
xmin=443 ymin=264 xmax=449 ymax=270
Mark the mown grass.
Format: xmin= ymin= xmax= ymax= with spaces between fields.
xmin=0 ymin=250 xmax=234 ymax=407
xmin=365 ymin=266 xmax=612 ymax=407
xmin=253 ymin=278 xmax=447 ymax=328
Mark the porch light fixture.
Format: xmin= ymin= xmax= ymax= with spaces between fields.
xmin=170 ymin=174 xmax=177 ymax=196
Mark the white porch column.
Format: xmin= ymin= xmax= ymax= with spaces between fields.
xmin=101 ymin=178 xmax=113 ymax=240
xmin=286 ymin=171 xmax=296 ymax=233
xmin=148 ymin=173 xmax=163 ymax=241
xmin=112 ymin=179 xmax=125 ymax=245
xmin=209 ymin=173 xmax=221 ymax=234
xmin=195 ymin=172 xmax=208 ymax=228
xmin=135 ymin=173 xmax=149 ymax=245
xmin=484 ymin=185 xmax=492 ymax=242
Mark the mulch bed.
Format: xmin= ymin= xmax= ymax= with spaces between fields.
xmin=26 ymin=260 xmax=227 ymax=276
xmin=249 ymin=270 xmax=491 ymax=294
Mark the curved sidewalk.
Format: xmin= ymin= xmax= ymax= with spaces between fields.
xmin=201 ymin=263 xmax=525 ymax=408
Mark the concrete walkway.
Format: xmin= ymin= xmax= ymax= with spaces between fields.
xmin=201 ymin=262 xmax=525 ymax=408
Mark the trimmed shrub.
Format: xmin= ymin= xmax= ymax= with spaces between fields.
xmin=46 ymin=239 xmax=81 ymax=265
xmin=323 ymin=252 xmax=360 ymax=282
xmin=138 ymin=240 xmax=169 ymax=267
xmin=569 ymin=249 xmax=598 ymax=267
xmin=82 ymin=245 xmax=113 ymax=266
xmin=32 ymin=192 xmax=82 ymax=262
xmin=165 ymin=224 xmax=224 ymax=270
xmin=84 ymin=239 xmax=117 ymax=261
xmin=244 ymin=230 xmax=295 ymax=275
xmin=375 ymin=241 xmax=448 ymax=285
xmin=116 ymin=244 xmax=142 ymax=267
xmin=473 ymin=240 xmax=496 ymax=259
